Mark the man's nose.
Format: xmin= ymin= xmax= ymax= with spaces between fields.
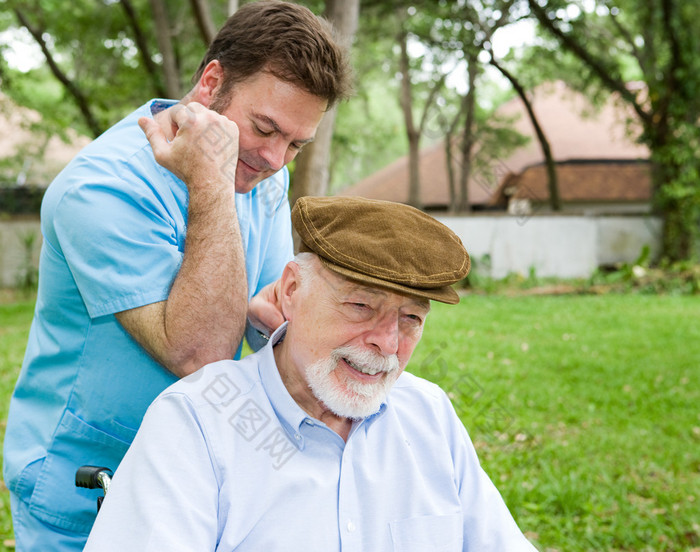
xmin=366 ymin=311 xmax=400 ymax=356
xmin=260 ymin=140 xmax=288 ymax=172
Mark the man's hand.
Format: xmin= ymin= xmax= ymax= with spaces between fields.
xmin=248 ymin=279 xmax=286 ymax=338
xmin=138 ymin=102 xmax=239 ymax=194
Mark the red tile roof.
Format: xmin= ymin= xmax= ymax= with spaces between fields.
xmin=339 ymin=81 xmax=650 ymax=207
xmin=502 ymin=160 xmax=652 ymax=204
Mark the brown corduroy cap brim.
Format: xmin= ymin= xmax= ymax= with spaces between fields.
xmin=291 ymin=196 xmax=470 ymax=304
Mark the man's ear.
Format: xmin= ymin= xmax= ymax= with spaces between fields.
xmin=278 ymin=261 xmax=301 ymax=322
xmin=196 ymin=60 xmax=224 ymax=107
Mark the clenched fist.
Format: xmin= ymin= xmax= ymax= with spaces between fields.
xmin=139 ymin=102 xmax=240 ymax=197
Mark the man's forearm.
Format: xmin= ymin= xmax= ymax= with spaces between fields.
xmin=164 ymin=183 xmax=246 ymax=374
xmin=117 ymin=186 xmax=246 ymax=378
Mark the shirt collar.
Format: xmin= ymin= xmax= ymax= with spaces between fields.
xmin=257 ymin=323 xmax=309 ymax=448
xmin=149 ymin=98 xmax=178 ymax=116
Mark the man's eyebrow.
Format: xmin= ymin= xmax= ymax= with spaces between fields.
xmin=346 ymin=282 xmax=431 ymax=311
xmin=252 ymin=114 xmax=315 ymax=145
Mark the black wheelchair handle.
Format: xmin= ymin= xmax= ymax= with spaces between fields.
xmin=75 ymin=466 xmax=113 ymax=490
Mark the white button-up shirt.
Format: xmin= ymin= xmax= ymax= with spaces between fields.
xmin=85 ymin=325 xmax=537 ymax=551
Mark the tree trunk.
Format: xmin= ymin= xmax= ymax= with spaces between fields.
xmin=396 ymin=19 xmax=422 ymax=210
xmin=456 ymin=57 xmax=478 ymax=213
xmin=443 ymin=94 xmax=468 ymax=214
xmin=290 ymin=0 xmax=359 ymax=207
xmin=445 ymin=131 xmax=457 ymax=214
xmin=148 ymin=0 xmax=181 ymax=98
xmin=120 ymin=0 xmax=167 ymax=97
xmin=291 ymin=108 xmax=338 ymax=202
xmin=189 ymin=0 xmax=217 ymax=46
xmin=490 ymin=56 xmax=560 ymax=211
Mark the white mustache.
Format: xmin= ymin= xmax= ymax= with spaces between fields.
xmin=332 ymin=345 xmax=399 ymax=376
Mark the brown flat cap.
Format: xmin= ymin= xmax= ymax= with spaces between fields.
xmin=292 ymin=196 xmax=470 ymax=304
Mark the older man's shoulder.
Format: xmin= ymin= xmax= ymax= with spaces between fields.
xmin=390 ymin=370 xmax=452 ymax=408
xmin=158 ymin=351 xmax=264 ymax=409
xmin=384 ymin=372 xmax=464 ymax=439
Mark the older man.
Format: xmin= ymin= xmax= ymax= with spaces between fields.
xmin=84 ymin=197 xmax=537 ymax=551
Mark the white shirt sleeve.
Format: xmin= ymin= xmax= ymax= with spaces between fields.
xmin=84 ymin=392 xmax=221 ymax=551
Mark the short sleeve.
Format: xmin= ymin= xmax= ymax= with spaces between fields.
xmin=53 ymin=170 xmax=184 ymax=319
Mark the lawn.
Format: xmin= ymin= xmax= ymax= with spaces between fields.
xmin=0 ymin=292 xmax=35 ymax=550
xmin=0 ymin=292 xmax=698 ymax=551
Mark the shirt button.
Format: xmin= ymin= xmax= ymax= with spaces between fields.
xmin=347 ymin=520 xmax=356 ymax=533
xmin=294 ymin=434 xmax=301 ymax=440
xmin=305 ymin=419 xmax=315 ymax=426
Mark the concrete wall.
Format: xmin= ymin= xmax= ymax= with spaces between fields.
xmin=435 ymin=214 xmax=662 ymax=279
xmin=0 ymin=214 xmax=663 ymax=287
xmin=0 ymin=216 xmax=42 ymax=288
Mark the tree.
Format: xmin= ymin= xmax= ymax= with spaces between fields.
xmin=355 ymin=0 xmax=532 ymax=213
xmin=488 ymin=53 xmax=561 ymax=211
xmin=527 ymin=0 xmax=700 ymax=261
xmin=421 ymin=0 xmax=533 ymax=213
xmin=189 ymin=0 xmax=217 ymax=45
xmin=148 ymin=0 xmax=182 ymax=99
xmin=0 ymin=0 xmax=222 ymax=138
xmin=291 ymin=0 xmax=360 ymax=204
xmin=394 ymin=4 xmax=449 ymax=209
xmin=12 ymin=5 xmax=103 ymax=137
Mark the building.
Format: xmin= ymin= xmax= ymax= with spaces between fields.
xmin=339 ymin=81 xmax=651 ymax=214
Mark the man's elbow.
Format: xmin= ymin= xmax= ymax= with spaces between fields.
xmin=165 ymin=341 xmax=238 ymax=378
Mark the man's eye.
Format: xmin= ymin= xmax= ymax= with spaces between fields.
xmin=404 ymin=314 xmax=423 ymax=324
xmin=255 ymin=126 xmax=273 ymax=137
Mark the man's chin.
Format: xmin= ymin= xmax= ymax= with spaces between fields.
xmin=321 ymin=384 xmax=388 ymax=420
xmin=234 ymin=174 xmax=262 ymax=194
xmin=321 ymin=399 xmax=382 ymax=420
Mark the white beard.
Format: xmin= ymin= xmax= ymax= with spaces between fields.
xmin=305 ymin=345 xmax=400 ymax=419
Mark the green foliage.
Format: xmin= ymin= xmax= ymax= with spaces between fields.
xmin=3 ymin=0 xmax=699 ymax=256
xmin=0 ymin=0 xmax=229 ymax=135
xmin=329 ymin=79 xmax=406 ymax=192
xmin=0 ymin=186 xmax=45 ymax=214
xmin=15 ymin=230 xmax=38 ymax=292
xmin=589 ymin=259 xmax=700 ymax=296
xmin=462 ymin=250 xmax=700 ymax=296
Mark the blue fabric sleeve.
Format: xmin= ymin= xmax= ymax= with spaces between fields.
xmin=53 ymin=176 xmax=183 ymax=319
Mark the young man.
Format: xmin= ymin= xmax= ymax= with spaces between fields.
xmin=3 ymin=3 xmax=351 ymax=550
xmin=85 ymin=196 xmax=538 ymax=551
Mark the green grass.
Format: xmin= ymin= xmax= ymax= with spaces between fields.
xmin=411 ymin=294 xmax=700 ymax=552
xmin=0 ymin=293 xmax=35 ymax=550
xmin=0 ymin=293 xmax=698 ymax=551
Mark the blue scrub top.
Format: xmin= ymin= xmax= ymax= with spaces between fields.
xmin=2 ymin=99 xmax=293 ymax=534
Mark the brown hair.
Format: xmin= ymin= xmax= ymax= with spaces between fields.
xmin=193 ymin=1 xmax=352 ymax=109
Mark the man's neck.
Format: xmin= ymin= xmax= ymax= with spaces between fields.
xmin=272 ymin=340 xmax=353 ymax=442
